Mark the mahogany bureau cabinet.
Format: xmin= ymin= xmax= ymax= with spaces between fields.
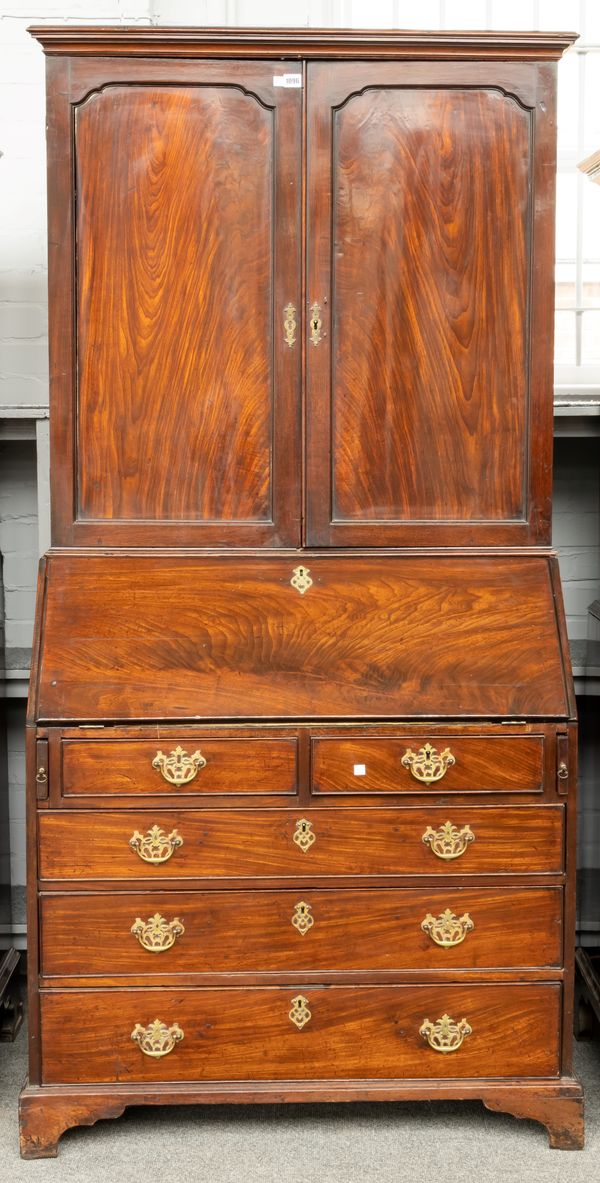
xmin=20 ymin=26 xmax=583 ymax=1157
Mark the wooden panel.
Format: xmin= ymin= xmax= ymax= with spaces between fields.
xmin=61 ymin=738 xmax=298 ymax=798
xmin=37 ymin=807 xmax=564 ymax=881
xmin=40 ymin=984 xmax=561 ymax=1083
xmin=306 ymin=61 xmax=556 ymax=546
xmin=48 ymin=60 xmax=301 ymax=547
xmin=312 ymin=736 xmax=544 ymax=795
xmin=40 ymin=887 xmax=562 ymax=977
xmin=34 ymin=555 xmax=570 ymax=722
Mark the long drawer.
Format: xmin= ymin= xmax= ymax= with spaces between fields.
xmin=39 ymin=887 xmax=562 ymax=976
xmin=312 ymin=735 xmax=545 ymax=795
xmin=40 ymin=984 xmax=561 ymax=1084
xmin=37 ymin=807 xmax=564 ymax=880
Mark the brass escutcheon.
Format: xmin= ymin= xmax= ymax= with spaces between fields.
xmin=152 ymin=746 xmax=206 ymax=786
xmin=289 ymin=995 xmax=312 ymax=1029
xmin=131 ymin=1019 xmax=184 ymax=1058
xmin=419 ymin=1014 xmax=472 ymax=1053
xmin=422 ymin=821 xmax=474 ymax=861
xmin=129 ymin=825 xmax=183 ymax=864
xmin=309 ymin=302 xmax=322 ymax=346
xmin=283 ymin=302 xmax=297 ymax=348
xmin=291 ymin=901 xmax=314 ymax=935
xmin=421 ymin=908 xmax=474 ymax=948
xmin=293 ymin=818 xmax=316 ymax=852
xmin=401 ymin=743 xmax=456 ymax=785
xmin=291 ymin=565 xmax=313 ymax=595
xmin=131 ymin=913 xmax=185 ymax=952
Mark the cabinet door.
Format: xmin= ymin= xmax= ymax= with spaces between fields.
xmin=50 ymin=61 xmax=302 ymax=546
xmin=306 ymin=62 xmax=556 ymax=546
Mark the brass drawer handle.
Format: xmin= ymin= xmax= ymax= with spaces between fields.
xmin=289 ymin=994 xmax=311 ymax=1029
xmin=129 ymin=825 xmax=183 ymax=864
xmin=422 ymin=821 xmax=474 ymax=861
xmin=131 ymin=913 xmax=185 ymax=952
xmin=36 ymin=766 xmax=48 ymax=784
xmin=293 ymin=818 xmax=316 ymax=852
xmin=421 ymin=909 xmax=474 ymax=947
xmin=131 ymin=1019 xmax=184 ymax=1058
xmin=292 ymin=901 xmax=314 ymax=935
xmin=420 ymin=1014 xmax=472 ymax=1053
xmin=402 ymin=743 xmax=455 ymax=785
xmin=284 ymin=302 xmax=297 ymax=347
xmin=152 ymin=746 xmax=206 ymax=785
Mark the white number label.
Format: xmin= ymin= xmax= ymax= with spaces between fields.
xmin=273 ymin=74 xmax=303 ymax=88
xmin=353 ymin=764 xmax=366 ymax=777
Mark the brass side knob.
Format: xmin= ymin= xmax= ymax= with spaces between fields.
xmin=131 ymin=1019 xmax=184 ymax=1058
xmin=152 ymin=746 xmax=206 ymax=785
xmin=131 ymin=913 xmax=185 ymax=952
xmin=402 ymin=743 xmax=455 ymax=785
xmin=421 ymin=909 xmax=474 ymax=947
xmin=129 ymin=825 xmax=183 ymax=864
xmin=422 ymin=821 xmax=474 ymax=861
xmin=420 ymin=1014 xmax=472 ymax=1053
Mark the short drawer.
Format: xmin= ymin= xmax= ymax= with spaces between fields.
xmin=40 ymin=983 xmax=561 ymax=1084
xmin=312 ymin=735 xmax=545 ymax=795
xmin=60 ymin=737 xmax=298 ymax=798
xmin=37 ymin=806 xmax=564 ymax=880
xmin=39 ymin=886 xmax=563 ymax=978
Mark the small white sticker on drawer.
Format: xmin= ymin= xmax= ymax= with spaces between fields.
xmin=273 ymin=73 xmax=303 ymax=88
xmin=353 ymin=764 xmax=366 ymax=776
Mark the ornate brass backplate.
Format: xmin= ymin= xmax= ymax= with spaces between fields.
xmin=289 ymin=995 xmax=312 ymax=1029
xmin=291 ymin=900 xmax=314 ymax=935
xmin=283 ymin=302 xmax=297 ymax=347
xmin=422 ymin=821 xmax=474 ymax=861
xmin=291 ymin=565 xmax=313 ymax=595
xmin=152 ymin=746 xmax=206 ymax=785
xmin=129 ymin=825 xmax=183 ymax=864
xmin=293 ymin=818 xmax=316 ymax=852
xmin=421 ymin=908 xmax=474 ymax=947
xmin=131 ymin=913 xmax=185 ymax=952
xmin=309 ymin=302 xmax=322 ymax=346
xmin=401 ymin=743 xmax=456 ymax=785
xmin=419 ymin=1014 xmax=472 ymax=1053
xmin=131 ymin=1019 xmax=184 ymax=1058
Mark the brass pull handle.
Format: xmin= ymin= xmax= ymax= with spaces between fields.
xmin=284 ymin=302 xmax=297 ymax=347
xmin=131 ymin=913 xmax=185 ymax=952
xmin=293 ymin=818 xmax=316 ymax=852
xmin=420 ymin=1014 xmax=472 ymax=1053
xmin=289 ymin=994 xmax=311 ymax=1029
xmin=131 ymin=1019 xmax=184 ymax=1058
xmin=152 ymin=746 xmax=206 ymax=785
xmin=36 ymin=766 xmax=48 ymax=784
xmin=129 ymin=825 xmax=183 ymax=864
xmin=309 ymin=302 xmax=322 ymax=346
xmin=422 ymin=821 xmax=474 ymax=861
xmin=421 ymin=909 xmax=474 ymax=947
xmin=401 ymin=744 xmax=455 ymax=785
xmin=291 ymin=901 xmax=314 ymax=935
xmin=558 ymin=761 xmax=568 ymax=780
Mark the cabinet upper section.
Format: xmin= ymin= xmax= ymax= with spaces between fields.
xmin=31 ymin=29 xmax=577 ymax=549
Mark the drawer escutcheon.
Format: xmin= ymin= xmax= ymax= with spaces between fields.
xmin=420 ymin=1014 xmax=472 ymax=1053
xmin=421 ymin=908 xmax=474 ymax=947
xmin=402 ymin=743 xmax=456 ymax=785
xmin=131 ymin=913 xmax=185 ymax=952
xmin=131 ymin=1019 xmax=184 ymax=1058
xmin=293 ymin=818 xmax=316 ymax=852
xmin=129 ymin=825 xmax=183 ymax=864
xmin=152 ymin=746 xmax=207 ymax=785
xmin=422 ymin=821 xmax=475 ymax=861
xmin=289 ymin=995 xmax=311 ymax=1029
xmin=291 ymin=901 xmax=314 ymax=935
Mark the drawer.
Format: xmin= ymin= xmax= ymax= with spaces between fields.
xmin=60 ymin=737 xmax=298 ymax=798
xmin=37 ymin=806 xmax=564 ymax=880
xmin=39 ymin=887 xmax=562 ymax=977
xmin=312 ymin=735 xmax=545 ymax=795
xmin=40 ymin=984 xmax=561 ymax=1083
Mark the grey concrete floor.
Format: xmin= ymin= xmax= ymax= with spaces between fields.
xmin=1 ymin=1021 xmax=599 ymax=1183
